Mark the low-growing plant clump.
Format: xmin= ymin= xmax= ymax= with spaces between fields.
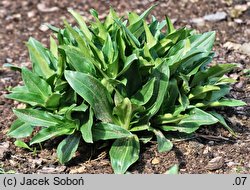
xmin=5 ymin=6 xmax=246 ymax=174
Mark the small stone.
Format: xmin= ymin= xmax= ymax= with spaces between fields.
xmin=6 ymin=24 xmax=14 ymax=31
xmin=227 ymin=161 xmax=236 ymax=167
xmin=69 ymin=166 xmax=86 ymax=174
xmin=37 ymin=3 xmax=59 ymax=13
xmin=203 ymin=11 xmax=227 ymax=22
xmin=17 ymin=103 xmax=26 ymax=109
xmin=235 ymin=81 xmax=244 ymax=90
xmin=223 ymin=41 xmax=241 ymax=50
xmin=39 ymin=24 xmax=49 ymax=32
xmin=208 ymin=141 xmax=215 ymax=146
xmin=234 ymin=19 xmax=243 ymax=24
xmin=0 ymin=142 xmax=10 ymax=160
xmin=5 ymin=58 xmax=13 ymax=63
xmin=151 ymin=158 xmax=160 ymax=165
xmin=37 ymin=165 xmax=66 ymax=174
xmin=190 ymin=17 xmax=205 ymax=26
xmin=239 ymin=43 xmax=250 ymax=56
xmin=205 ymin=156 xmax=224 ymax=170
xmin=203 ymin=146 xmax=212 ymax=155
xmin=27 ymin=11 xmax=36 ymax=18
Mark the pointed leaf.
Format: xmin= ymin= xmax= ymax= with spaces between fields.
xmin=27 ymin=38 xmax=55 ymax=78
xmin=113 ymin=98 xmax=132 ymax=129
xmin=22 ymin=68 xmax=52 ymax=98
xmin=179 ymin=108 xmax=218 ymax=126
xmin=57 ymin=133 xmax=80 ymax=164
xmin=93 ymin=123 xmax=133 ymax=141
xmin=209 ymin=98 xmax=247 ymax=107
xmin=62 ymin=46 xmax=96 ymax=75
xmin=166 ymin=16 xmax=175 ymax=34
xmin=14 ymin=140 xmax=32 ymax=151
xmin=209 ymin=111 xmax=236 ymax=136
xmin=13 ymin=109 xmax=62 ymax=127
xmin=8 ymin=119 xmax=33 ymax=138
xmin=65 ymin=70 xmax=114 ymax=122
xmin=5 ymin=92 xmax=45 ymax=106
xmin=152 ymin=129 xmax=173 ymax=153
xmin=109 ymin=135 xmax=140 ymax=174
xmin=68 ymin=9 xmax=92 ymax=41
xmin=30 ymin=125 xmax=74 ymax=145
xmin=80 ymin=109 xmax=94 ymax=143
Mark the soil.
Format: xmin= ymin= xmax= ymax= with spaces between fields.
xmin=0 ymin=0 xmax=249 ymax=174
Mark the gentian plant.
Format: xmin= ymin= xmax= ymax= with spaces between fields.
xmin=6 ymin=6 xmax=246 ymax=173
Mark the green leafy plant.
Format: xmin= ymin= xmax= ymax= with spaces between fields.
xmin=5 ymin=6 xmax=246 ymax=174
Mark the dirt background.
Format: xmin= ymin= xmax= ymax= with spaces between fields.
xmin=0 ymin=0 xmax=249 ymax=174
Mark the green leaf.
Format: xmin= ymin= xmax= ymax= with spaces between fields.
xmin=30 ymin=125 xmax=74 ymax=145
xmin=13 ymin=109 xmax=62 ymax=127
xmin=209 ymin=98 xmax=246 ymax=107
xmin=191 ymin=64 xmax=237 ymax=87
xmin=146 ymin=61 xmax=170 ymax=118
xmin=22 ymin=68 xmax=52 ymax=98
xmin=188 ymin=85 xmax=220 ymax=99
xmin=14 ymin=140 xmax=32 ymax=151
xmin=8 ymin=119 xmax=33 ymax=139
xmin=27 ymin=38 xmax=55 ymax=78
xmin=93 ymin=123 xmax=133 ymax=141
xmin=189 ymin=31 xmax=215 ymax=52
xmin=159 ymin=123 xmax=199 ymax=133
xmin=62 ymin=46 xmax=96 ymax=75
xmin=5 ymin=92 xmax=45 ymax=106
xmin=57 ymin=133 xmax=80 ymax=164
xmin=65 ymin=70 xmax=114 ymax=122
xmin=114 ymin=18 xmax=140 ymax=47
xmin=45 ymin=93 xmax=61 ymax=108
xmin=113 ymin=98 xmax=132 ymax=129
xmin=154 ymin=114 xmax=186 ymax=125
xmin=68 ymin=9 xmax=92 ymax=41
xmin=179 ymin=108 xmax=218 ymax=126
xmin=209 ymin=111 xmax=236 ymax=136
xmin=50 ymin=36 xmax=58 ymax=59
xmin=131 ymin=78 xmax=155 ymax=106
xmin=165 ymin=164 xmax=179 ymax=174
xmin=117 ymin=54 xmax=138 ymax=77
xmin=80 ymin=109 xmax=94 ymax=143
xmin=129 ymin=125 xmax=149 ymax=132
xmin=143 ymin=21 xmax=157 ymax=49
xmin=166 ymin=16 xmax=175 ymax=34
xmin=109 ymin=135 xmax=140 ymax=174
xmin=152 ymin=128 xmax=173 ymax=153
xmin=3 ymin=63 xmax=22 ymax=72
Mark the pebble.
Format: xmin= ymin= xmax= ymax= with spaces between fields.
xmin=208 ymin=141 xmax=215 ymax=146
xmin=203 ymin=146 xmax=212 ymax=155
xmin=27 ymin=11 xmax=36 ymax=18
xmin=5 ymin=58 xmax=13 ymax=63
xmin=39 ymin=24 xmax=49 ymax=32
xmin=239 ymin=43 xmax=250 ymax=56
xmin=69 ymin=166 xmax=86 ymax=174
xmin=0 ymin=142 xmax=10 ymax=160
xmin=37 ymin=165 xmax=66 ymax=174
xmin=151 ymin=158 xmax=160 ymax=165
xmin=227 ymin=161 xmax=236 ymax=167
xmin=37 ymin=3 xmax=59 ymax=13
xmin=190 ymin=17 xmax=205 ymax=26
xmin=234 ymin=19 xmax=243 ymax=24
xmin=223 ymin=41 xmax=241 ymax=51
xmin=205 ymin=156 xmax=224 ymax=170
xmin=203 ymin=11 xmax=227 ymax=22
